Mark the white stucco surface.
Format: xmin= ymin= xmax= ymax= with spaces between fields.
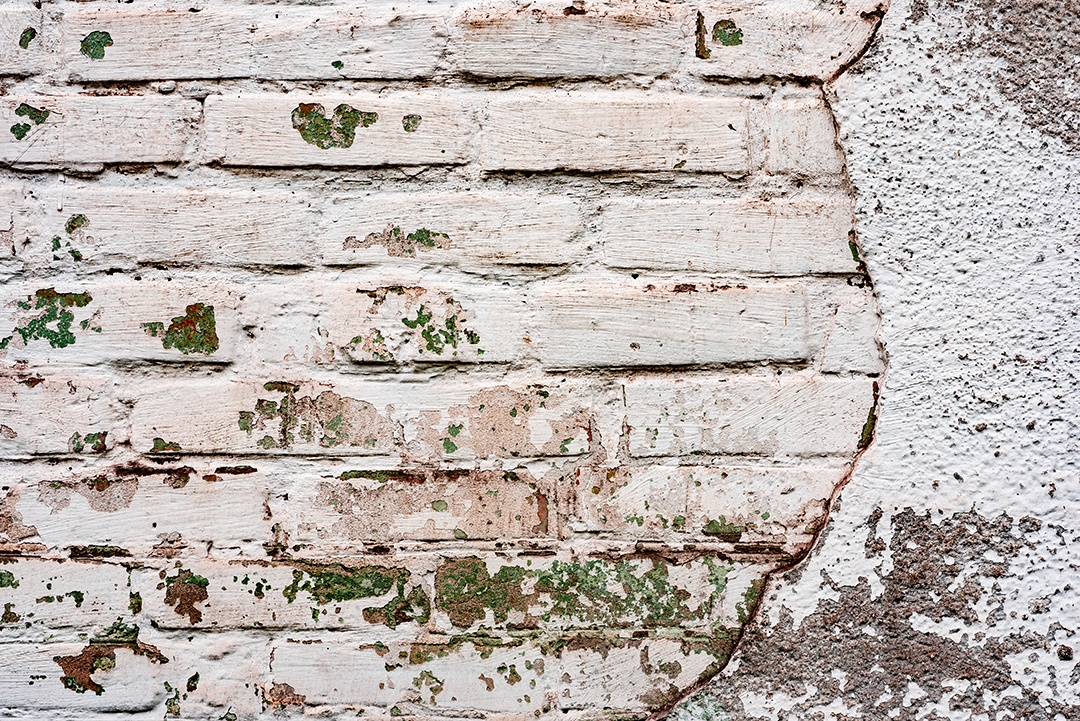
xmin=680 ymin=0 xmax=1080 ymax=717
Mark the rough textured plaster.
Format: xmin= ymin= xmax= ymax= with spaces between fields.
xmin=677 ymin=0 xmax=1080 ymax=717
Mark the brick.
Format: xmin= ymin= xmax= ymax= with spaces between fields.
xmin=449 ymin=1 xmax=683 ymax=79
xmin=322 ymin=191 xmax=581 ymax=268
xmin=481 ymin=91 xmax=750 ymax=172
xmin=10 ymin=461 xmax=268 ymax=557
xmin=128 ymin=378 xmax=596 ymax=460
xmin=0 ymin=96 xmax=198 ymax=166
xmin=532 ymin=280 xmax=809 ymax=368
xmin=571 ymin=463 xmax=847 ymax=553
xmin=0 ymin=7 xmax=48 ymax=77
xmin=204 ymin=93 xmax=474 ymax=167
xmin=0 ymin=558 xmax=133 ymax=639
xmin=0 ymin=374 xmax=120 ymax=458
xmin=61 ymin=5 xmax=444 ymax=82
xmin=310 ymin=282 xmax=527 ymax=366
xmin=622 ymin=374 xmax=876 ymax=458
xmin=689 ymin=0 xmax=886 ymax=80
xmin=21 ymin=187 xmax=318 ymax=269
xmin=600 ymin=193 xmax=858 ymax=275
xmin=767 ymin=89 xmax=846 ymax=176
xmin=274 ymin=465 xmax=555 ymax=548
xmin=0 ymin=283 xmax=240 ymax=366
xmin=820 ymin=286 xmax=885 ymax=374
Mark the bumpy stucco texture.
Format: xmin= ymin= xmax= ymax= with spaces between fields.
xmin=678 ymin=0 xmax=1080 ymax=717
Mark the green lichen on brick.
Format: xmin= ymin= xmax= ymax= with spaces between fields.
xmin=240 ymin=383 xmax=393 ymax=450
xmin=402 ymin=114 xmax=422 ymax=132
xmin=142 ymin=303 xmax=219 ymax=355
xmin=65 ymin=214 xmax=89 ymax=235
xmin=331 ymin=60 xmax=344 ymax=70
xmin=0 ymin=570 xmax=19 ymax=589
xmin=401 ymin=304 xmax=481 ymax=356
xmin=694 ymin=11 xmax=711 ymax=59
xmin=9 ymin=102 xmax=50 ymax=141
xmin=712 ymin=19 xmax=743 ymax=46
xmin=291 ymin=102 xmax=375 ymax=149
xmin=735 ymin=578 xmax=764 ymax=625
xmin=151 ymin=437 xmax=182 ymax=453
xmin=282 ymin=563 xmax=430 ymax=629
xmin=859 ymin=381 xmax=880 ymax=450
xmin=5 ymin=288 xmax=93 ymax=350
xmin=431 ymin=499 xmax=448 ymax=512
xmin=80 ymin=31 xmax=113 ymax=60
xmin=345 ymin=225 xmax=451 ymax=256
xmin=282 ymin=564 xmax=401 ymax=604
xmin=435 ymin=556 xmax=734 ymax=631
xmin=15 ymin=102 xmax=50 ymax=126
xmin=442 ymin=437 xmax=458 ymax=454
xmin=69 ymin=431 xmax=107 ymax=454
xmin=702 ymin=516 xmax=746 ymax=541
xmin=18 ymin=27 xmax=37 ymax=50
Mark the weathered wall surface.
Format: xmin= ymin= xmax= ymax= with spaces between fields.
xmin=679 ymin=0 xmax=1080 ymax=718
xmin=0 ymin=1 xmax=889 ymax=719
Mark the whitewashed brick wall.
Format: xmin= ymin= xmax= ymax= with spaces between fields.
xmin=0 ymin=1 xmax=886 ymax=719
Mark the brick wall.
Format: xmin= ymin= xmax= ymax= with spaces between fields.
xmin=0 ymin=1 xmax=886 ymax=718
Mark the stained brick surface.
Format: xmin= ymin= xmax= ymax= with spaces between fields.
xmin=0 ymin=1 xmax=885 ymax=718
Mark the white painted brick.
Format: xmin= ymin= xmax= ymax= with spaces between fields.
xmin=767 ymin=90 xmax=846 ymax=176
xmin=820 ymin=285 xmax=885 ymax=374
xmin=622 ymin=374 xmax=875 ymax=458
xmin=0 ymin=96 xmax=198 ymax=166
xmin=23 ymin=187 xmax=318 ymax=268
xmin=572 ymin=463 xmax=845 ymax=553
xmin=0 ymin=8 xmax=47 ymax=77
xmin=0 ymin=374 xmax=121 ymax=458
xmin=601 ymin=193 xmax=858 ymax=275
xmin=689 ymin=0 xmax=885 ymax=80
xmin=0 ymin=282 xmax=239 ymax=366
xmin=0 ymin=559 xmax=133 ymax=634
xmin=449 ymin=1 xmax=683 ymax=78
xmin=0 ymin=641 xmax=166 ymax=712
xmin=204 ymin=93 xmax=474 ymax=167
xmin=272 ymin=465 xmax=554 ymax=547
xmin=128 ymin=377 xmax=596 ymax=460
xmin=61 ymin=5 xmax=444 ymax=82
xmin=322 ymin=191 xmax=582 ymax=268
xmin=481 ymin=91 xmax=750 ymax=173
xmin=533 ymin=279 xmax=809 ymax=368
xmin=11 ymin=462 xmax=268 ymax=557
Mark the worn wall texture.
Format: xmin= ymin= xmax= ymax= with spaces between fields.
xmin=5 ymin=0 xmax=1071 ymax=719
xmin=677 ymin=0 xmax=1080 ymax=718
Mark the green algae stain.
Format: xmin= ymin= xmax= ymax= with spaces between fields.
xmin=10 ymin=102 xmax=50 ymax=140
xmin=69 ymin=431 xmax=108 ymax=454
xmin=0 ymin=570 xmax=19 ymax=589
xmin=712 ymin=19 xmax=743 ymax=47
xmin=402 ymin=114 xmax=422 ymax=132
xmin=142 ymin=303 xmax=219 ymax=355
xmin=151 ymin=437 xmax=182 ymax=453
xmin=291 ymin=102 xmax=375 ymax=149
xmin=19 ymin=27 xmax=37 ymax=50
xmin=15 ymin=103 xmax=50 ymax=126
xmin=702 ymin=516 xmax=746 ymax=541
xmin=7 ymin=289 xmax=93 ymax=350
xmin=80 ymin=31 xmax=113 ymax=60
xmin=331 ymin=60 xmax=344 ymax=70
xmin=431 ymin=499 xmax=448 ymax=512
xmin=346 ymin=225 xmax=451 ymax=257
xmin=65 ymin=214 xmax=89 ymax=235
xmin=282 ymin=563 xmax=430 ymax=629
